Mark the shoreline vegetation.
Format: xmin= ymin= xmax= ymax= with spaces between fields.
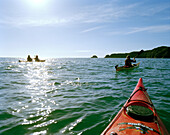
xmin=104 ymin=46 xmax=170 ymax=58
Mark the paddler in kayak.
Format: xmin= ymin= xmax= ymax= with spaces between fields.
xmin=115 ymin=50 xmax=143 ymax=70
xmin=34 ymin=55 xmax=40 ymax=62
xmin=27 ymin=55 xmax=33 ymax=62
xmin=125 ymin=55 xmax=136 ymax=67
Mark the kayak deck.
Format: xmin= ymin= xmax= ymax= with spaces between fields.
xmin=115 ymin=62 xmax=140 ymax=71
xmin=101 ymin=78 xmax=169 ymax=135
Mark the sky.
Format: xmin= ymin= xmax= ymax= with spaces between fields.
xmin=0 ymin=0 xmax=170 ymax=58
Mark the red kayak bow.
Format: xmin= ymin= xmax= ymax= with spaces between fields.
xmin=101 ymin=78 xmax=169 ymax=135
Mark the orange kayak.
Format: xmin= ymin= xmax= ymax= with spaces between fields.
xmin=101 ymin=78 xmax=169 ymax=135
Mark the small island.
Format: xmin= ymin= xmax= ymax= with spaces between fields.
xmin=104 ymin=46 xmax=170 ymax=58
xmin=91 ymin=55 xmax=98 ymax=58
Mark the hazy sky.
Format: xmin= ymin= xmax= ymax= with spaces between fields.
xmin=0 ymin=0 xmax=170 ymax=58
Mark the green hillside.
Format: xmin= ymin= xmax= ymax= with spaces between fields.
xmin=104 ymin=46 xmax=170 ymax=58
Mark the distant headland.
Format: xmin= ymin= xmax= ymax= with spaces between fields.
xmin=104 ymin=46 xmax=170 ymax=58
xmin=91 ymin=55 xmax=98 ymax=58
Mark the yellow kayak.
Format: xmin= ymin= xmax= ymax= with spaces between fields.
xmin=115 ymin=63 xmax=140 ymax=71
xmin=19 ymin=60 xmax=45 ymax=62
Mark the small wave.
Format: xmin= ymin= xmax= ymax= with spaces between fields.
xmin=157 ymin=68 xmax=170 ymax=71
xmin=0 ymin=58 xmax=170 ymax=134
xmin=145 ymin=67 xmax=154 ymax=69
xmin=54 ymin=82 xmax=61 ymax=85
xmin=94 ymin=86 xmax=113 ymax=90
xmin=0 ymin=111 xmax=16 ymax=120
xmin=10 ymin=81 xmax=30 ymax=85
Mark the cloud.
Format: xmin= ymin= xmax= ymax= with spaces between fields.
xmin=0 ymin=1 xmax=169 ymax=27
xmin=125 ymin=25 xmax=170 ymax=34
xmin=0 ymin=17 xmax=72 ymax=27
xmin=77 ymin=1 xmax=170 ymax=24
xmin=139 ymin=3 xmax=170 ymax=16
xmin=80 ymin=26 xmax=103 ymax=33
xmin=109 ymin=25 xmax=170 ymax=35
xmin=0 ymin=1 xmax=141 ymax=27
xmin=78 ymin=2 xmax=140 ymax=24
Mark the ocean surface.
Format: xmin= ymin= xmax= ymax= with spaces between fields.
xmin=0 ymin=58 xmax=169 ymax=135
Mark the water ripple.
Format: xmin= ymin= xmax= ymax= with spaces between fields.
xmin=0 ymin=58 xmax=169 ymax=134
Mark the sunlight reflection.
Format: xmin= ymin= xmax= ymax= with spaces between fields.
xmin=18 ymin=62 xmax=58 ymax=127
xmin=25 ymin=62 xmax=51 ymax=91
xmin=32 ymin=130 xmax=47 ymax=135
xmin=61 ymin=116 xmax=84 ymax=133
xmin=34 ymin=120 xmax=56 ymax=128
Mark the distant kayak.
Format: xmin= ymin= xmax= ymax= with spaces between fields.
xmin=19 ymin=60 xmax=45 ymax=62
xmin=101 ymin=78 xmax=169 ymax=135
xmin=115 ymin=62 xmax=140 ymax=71
xmin=37 ymin=60 xmax=45 ymax=62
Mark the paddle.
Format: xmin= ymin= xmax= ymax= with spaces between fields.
xmin=134 ymin=50 xmax=144 ymax=58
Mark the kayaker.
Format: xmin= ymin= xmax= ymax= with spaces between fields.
xmin=34 ymin=55 xmax=40 ymax=62
xmin=125 ymin=55 xmax=136 ymax=67
xmin=27 ymin=55 xmax=33 ymax=62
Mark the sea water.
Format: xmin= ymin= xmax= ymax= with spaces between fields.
xmin=0 ymin=58 xmax=169 ymax=135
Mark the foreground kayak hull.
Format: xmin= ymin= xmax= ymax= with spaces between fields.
xmin=115 ymin=62 xmax=140 ymax=71
xmin=101 ymin=78 xmax=169 ymax=135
